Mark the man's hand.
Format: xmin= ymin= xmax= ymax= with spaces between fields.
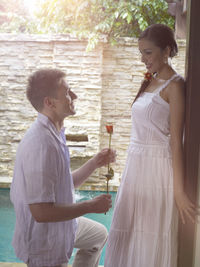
xmin=72 ymin=148 xmax=116 ymax=188
xmin=29 ymin=194 xmax=112 ymax=222
xmin=92 ymin=148 xmax=116 ymax=169
xmin=88 ymin=194 xmax=112 ymax=213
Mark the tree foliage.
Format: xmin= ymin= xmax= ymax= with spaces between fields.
xmin=0 ymin=0 xmax=174 ymax=48
xmin=36 ymin=0 xmax=174 ymax=49
xmin=0 ymin=0 xmax=29 ymax=32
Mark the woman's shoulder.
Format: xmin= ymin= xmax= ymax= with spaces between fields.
xmin=173 ymin=74 xmax=185 ymax=84
xmin=170 ymin=74 xmax=185 ymax=90
xmin=168 ymin=74 xmax=185 ymax=101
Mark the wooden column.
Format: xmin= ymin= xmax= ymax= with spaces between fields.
xmin=178 ymin=0 xmax=200 ymax=266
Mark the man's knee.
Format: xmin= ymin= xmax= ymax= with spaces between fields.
xmin=98 ymin=224 xmax=108 ymax=246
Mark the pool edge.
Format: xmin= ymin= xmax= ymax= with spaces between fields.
xmin=0 ymin=182 xmax=118 ymax=192
xmin=0 ymin=264 xmax=104 ymax=267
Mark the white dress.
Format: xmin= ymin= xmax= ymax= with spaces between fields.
xmin=105 ymin=74 xmax=179 ymax=267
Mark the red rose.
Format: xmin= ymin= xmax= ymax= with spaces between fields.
xmin=106 ymin=125 xmax=113 ymax=134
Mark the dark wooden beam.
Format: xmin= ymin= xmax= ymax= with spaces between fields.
xmin=178 ymin=0 xmax=200 ymax=266
xmin=66 ymin=134 xmax=88 ymax=142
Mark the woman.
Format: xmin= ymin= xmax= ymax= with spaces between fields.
xmin=104 ymin=24 xmax=198 ymax=267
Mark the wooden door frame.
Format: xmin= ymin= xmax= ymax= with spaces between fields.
xmin=178 ymin=0 xmax=200 ymax=266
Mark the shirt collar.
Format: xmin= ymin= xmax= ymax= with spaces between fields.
xmin=37 ymin=113 xmax=66 ymax=145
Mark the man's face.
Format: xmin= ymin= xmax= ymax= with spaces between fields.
xmin=52 ymin=78 xmax=77 ymax=119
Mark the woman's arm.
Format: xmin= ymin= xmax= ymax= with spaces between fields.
xmin=168 ymin=78 xmax=197 ymax=224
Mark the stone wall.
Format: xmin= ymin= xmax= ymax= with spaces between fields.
xmin=0 ymin=34 xmax=186 ymax=190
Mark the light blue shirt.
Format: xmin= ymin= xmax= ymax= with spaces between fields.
xmin=10 ymin=113 xmax=77 ymax=266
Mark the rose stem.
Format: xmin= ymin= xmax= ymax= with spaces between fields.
xmin=108 ymin=133 xmax=112 ymax=173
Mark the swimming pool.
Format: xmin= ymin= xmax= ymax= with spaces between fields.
xmin=0 ymin=188 xmax=116 ymax=265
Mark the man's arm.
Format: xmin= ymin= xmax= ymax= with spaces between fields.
xmin=72 ymin=148 xmax=116 ymax=188
xmin=29 ymin=193 xmax=112 ymax=223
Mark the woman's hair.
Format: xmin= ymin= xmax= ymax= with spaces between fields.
xmin=133 ymin=24 xmax=178 ymax=104
xmin=26 ymin=68 xmax=66 ymax=111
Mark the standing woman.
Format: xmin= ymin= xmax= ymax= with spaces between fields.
xmin=104 ymin=24 xmax=198 ymax=267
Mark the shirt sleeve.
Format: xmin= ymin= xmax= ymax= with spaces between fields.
xmin=23 ymin=139 xmax=59 ymax=204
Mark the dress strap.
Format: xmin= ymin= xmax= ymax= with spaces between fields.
xmin=156 ymin=73 xmax=179 ymax=94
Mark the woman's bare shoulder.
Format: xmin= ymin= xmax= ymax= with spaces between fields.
xmin=168 ymin=75 xmax=185 ymax=102
xmin=173 ymin=74 xmax=185 ymax=86
xmin=169 ymin=75 xmax=185 ymax=92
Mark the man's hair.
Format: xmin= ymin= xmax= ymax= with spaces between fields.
xmin=26 ymin=68 xmax=66 ymax=111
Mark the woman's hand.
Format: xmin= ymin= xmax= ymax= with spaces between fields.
xmin=175 ymin=190 xmax=199 ymax=224
xmin=92 ymin=148 xmax=116 ymax=168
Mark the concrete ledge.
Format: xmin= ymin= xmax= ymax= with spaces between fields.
xmin=0 ymin=181 xmax=119 ymax=191
xmin=0 ymin=264 xmax=26 ymax=267
xmin=0 ymin=183 xmax=11 ymax=188
xmin=0 ymin=264 xmax=104 ymax=267
xmin=0 ymin=264 xmax=70 ymax=267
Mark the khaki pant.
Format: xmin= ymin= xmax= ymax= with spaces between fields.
xmin=28 ymin=217 xmax=108 ymax=267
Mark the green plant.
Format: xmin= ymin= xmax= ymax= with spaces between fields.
xmin=0 ymin=0 xmax=175 ymax=49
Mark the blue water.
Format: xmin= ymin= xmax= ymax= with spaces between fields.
xmin=0 ymin=188 xmax=116 ymax=265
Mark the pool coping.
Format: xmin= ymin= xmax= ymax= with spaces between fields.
xmin=0 ymin=264 xmax=104 ymax=267
xmin=0 ymin=262 xmax=104 ymax=267
xmin=0 ymin=182 xmax=119 ymax=192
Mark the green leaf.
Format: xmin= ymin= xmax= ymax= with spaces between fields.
xmin=127 ymin=13 xmax=132 ymax=24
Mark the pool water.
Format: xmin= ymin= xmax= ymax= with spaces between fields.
xmin=0 ymin=188 xmax=116 ymax=265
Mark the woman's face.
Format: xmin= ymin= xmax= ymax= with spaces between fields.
xmin=138 ymin=38 xmax=168 ymax=73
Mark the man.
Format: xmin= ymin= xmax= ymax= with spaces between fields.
xmin=10 ymin=68 xmax=115 ymax=267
